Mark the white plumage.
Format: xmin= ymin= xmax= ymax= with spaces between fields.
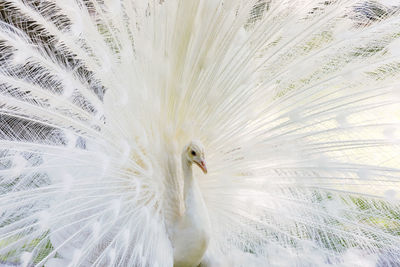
xmin=0 ymin=0 xmax=400 ymax=266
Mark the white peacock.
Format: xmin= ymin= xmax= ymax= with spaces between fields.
xmin=0 ymin=0 xmax=400 ymax=266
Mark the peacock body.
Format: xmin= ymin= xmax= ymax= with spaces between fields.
xmin=1 ymin=0 xmax=400 ymax=266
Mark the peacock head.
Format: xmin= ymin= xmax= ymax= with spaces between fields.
xmin=185 ymin=140 xmax=207 ymax=174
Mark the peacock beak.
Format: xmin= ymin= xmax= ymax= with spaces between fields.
xmin=195 ymin=159 xmax=207 ymax=174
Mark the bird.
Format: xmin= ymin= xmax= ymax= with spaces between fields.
xmin=0 ymin=0 xmax=400 ymax=266
xmin=172 ymin=141 xmax=210 ymax=267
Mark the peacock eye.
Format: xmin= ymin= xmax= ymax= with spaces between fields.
xmin=191 ymin=150 xmax=196 ymax=156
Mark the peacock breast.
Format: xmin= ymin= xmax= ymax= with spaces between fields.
xmin=172 ymin=214 xmax=211 ymax=267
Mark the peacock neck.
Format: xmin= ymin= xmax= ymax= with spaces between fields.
xmin=181 ymin=156 xmax=207 ymax=218
xmin=182 ymin=158 xmax=197 ymax=206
